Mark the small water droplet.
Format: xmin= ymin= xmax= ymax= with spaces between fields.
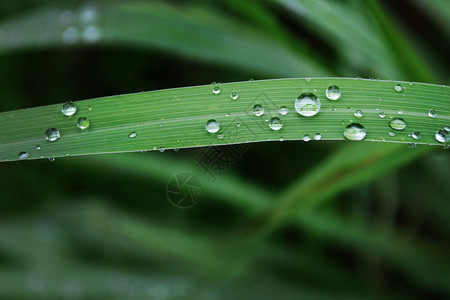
xmin=18 ymin=152 xmax=29 ymax=160
xmin=159 ymin=147 xmax=165 ymax=153
xmin=343 ymin=123 xmax=366 ymax=141
xmin=205 ymin=119 xmax=220 ymax=133
xmin=236 ymin=122 xmax=241 ymax=127
xmin=379 ymin=98 xmax=383 ymax=102
xmin=88 ymin=106 xmax=93 ymax=111
xmin=212 ymin=86 xmax=221 ymax=95
xmin=394 ymin=84 xmax=403 ymax=92
xmin=152 ymin=146 xmax=157 ymax=151
xmin=428 ymin=109 xmax=436 ymax=118
xmin=388 ymin=131 xmax=396 ymax=137
xmin=397 ymin=109 xmax=403 ymax=115
xmin=48 ymin=157 xmax=55 ymax=162
xmin=411 ymin=131 xmax=420 ymax=140
xmin=82 ymin=26 xmax=100 ymax=43
xmin=159 ymin=123 xmax=163 ymax=127
xmin=302 ymin=134 xmax=311 ymax=142
xmin=279 ymin=106 xmax=288 ymax=115
xmin=218 ymin=133 xmax=224 ymax=139
xmin=269 ymin=117 xmax=283 ymax=131
xmin=354 ymin=110 xmax=363 ymax=118
xmin=295 ymin=93 xmax=321 ymax=117
xmin=252 ymin=104 xmax=264 ymax=116
xmin=62 ymin=101 xmax=77 ymax=116
xmin=389 ymin=118 xmax=406 ymax=130
xmin=129 ymin=132 xmax=137 ymax=138
xmin=330 ymin=106 xmax=336 ymax=112
xmin=62 ymin=27 xmax=79 ymax=45
xmin=35 ymin=145 xmax=41 ymax=150
xmin=325 ymin=85 xmax=341 ymax=100
xmin=77 ymin=117 xmax=90 ymax=129
xmin=435 ymin=127 xmax=450 ymax=143
xmin=379 ymin=112 xmax=386 ymax=118
xmin=225 ymin=113 xmax=230 ymax=117
xmin=313 ymin=133 xmax=322 ymax=140
xmin=230 ymin=92 xmax=238 ymax=100
xmin=45 ymin=128 xmax=61 ymax=142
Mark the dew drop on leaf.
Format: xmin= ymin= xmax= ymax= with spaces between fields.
xmin=354 ymin=110 xmax=363 ymax=118
xmin=428 ymin=109 xmax=436 ymax=118
xmin=128 ymin=132 xmax=137 ymax=138
xmin=394 ymin=84 xmax=403 ymax=92
xmin=62 ymin=101 xmax=77 ymax=116
xmin=435 ymin=128 xmax=450 ymax=143
xmin=252 ymin=104 xmax=264 ymax=116
xmin=269 ymin=117 xmax=283 ymax=131
xmin=314 ymin=133 xmax=322 ymax=140
xmin=411 ymin=131 xmax=420 ymax=140
xmin=77 ymin=117 xmax=90 ymax=129
xmin=295 ymin=93 xmax=321 ymax=117
xmin=205 ymin=120 xmax=220 ymax=133
xmin=212 ymin=86 xmax=221 ymax=95
xmin=18 ymin=152 xmax=29 ymax=160
xmin=343 ymin=123 xmax=366 ymax=141
xmin=325 ymin=85 xmax=341 ymax=100
xmin=45 ymin=128 xmax=61 ymax=142
xmin=379 ymin=112 xmax=386 ymax=118
xmin=302 ymin=134 xmax=311 ymax=142
xmin=389 ymin=118 xmax=406 ymax=131
xmin=231 ymin=92 xmax=238 ymax=100
xmin=279 ymin=106 xmax=288 ymax=115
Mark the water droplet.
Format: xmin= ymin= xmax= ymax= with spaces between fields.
xmin=411 ymin=131 xmax=420 ymax=140
xmin=354 ymin=110 xmax=363 ymax=118
xmin=225 ymin=113 xmax=230 ymax=117
xmin=45 ymin=128 xmax=61 ymax=142
xmin=389 ymin=118 xmax=406 ymax=130
xmin=408 ymin=143 xmax=417 ymax=149
xmin=82 ymin=26 xmax=100 ymax=43
xmin=279 ymin=106 xmax=288 ymax=116
xmin=62 ymin=27 xmax=79 ymax=45
xmin=77 ymin=117 xmax=90 ymax=129
xmin=343 ymin=123 xmax=366 ymax=141
xmin=313 ymin=133 xmax=322 ymax=140
xmin=435 ymin=128 xmax=450 ymax=143
xmin=218 ymin=133 xmax=224 ymax=140
xmin=295 ymin=93 xmax=321 ymax=117
xmin=48 ymin=157 xmax=55 ymax=162
xmin=269 ymin=117 xmax=283 ymax=131
xmin=428 ymin=109 xmax=436 ymax=118
xmin=306 ymin=76 xmax=311 ymax=82
xmin=62 ymin=101 xmax=77 ymax=116
xmin=236 ymin=122 xmax=241 ymax=127
xmin=397 ymin=109 xmax=403 ymax=115
xmin=18 ymin=152 xmax=29 ymax=160
xmin=379 ymin=112 xmax=386 ymax=118
xmin=152 ymin=146 xmax=157 ymax=151
xmin=388 ymin=131 xmax=396 ymax=137
xmin=159 ymin=148 xmax=165 ymax=153
xmin=35 ymin=145 xmax=41 ymax=150
xmin=231 ymin=92 xmax=238 ymax=100
xmin=330 ymin=106 xmax=336 ymax=112
xmin=205 ymin=120 xmax=220 ymax=133
xmin=212 ymin=86 xmax=221 ymax=94
xmin=88 ymin=106 xmax=93 ymax=111
xmin=129 ymin=132 xmax=137 ymax=138
xmin=394 ymin=84 xmax=403 ymax=92
xmin=159 ymin=123 xmax=163 ymax=127
xmin=302 ymin=134 xmax=311 ymax=142
xmin=326 ymin=85 xmax=341 ymax=100
xmin=252 ymin=104 xmax=264 ymax=116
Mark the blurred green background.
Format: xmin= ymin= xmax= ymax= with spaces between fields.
xmin=0 ymin=0 xmax=449 ymax=299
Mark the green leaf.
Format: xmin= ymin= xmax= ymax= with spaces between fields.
xmin=0 ymin=78 xmax=448 ymax=162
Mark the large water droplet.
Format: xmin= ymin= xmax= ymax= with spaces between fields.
xmin=394 ymin=84 xmax=403 ymax=92
xmin=343 ymin=123 xmax=366 ymax=141
xmin=212 ymin=86 xmax=220 ymax=95
xmin=205 ymin=119 xmax=220 ymax=133
xmin=77 ymin=117 xmax=90 ymax=129
xmin=18 ymin=152 xmax=29 ymax=160
xmin=326 ymin=85 xmax=341 ymax=100
xmin=295 ymin=92 xmax=321 ymax=117
xmin=354 ymin=110 xmax=363 ymax=118
xmin=62 ymin=101 xmax=77 ymax=116
xmin=428 ymin=109 xmax=436 ymax=118
xmin=45 ymin=128 xmax=61 ymax=142
xmin=411 ymin=131 xmax=420 ymax=140
xmin=279 ymin=106 xmax=288 ymax=115
xmin=269 ymin=117 xmax=282 ymax=131
xmin=435 ymin=128 xmax=450 ymax=143
xmin=230 ymin=92 xmax=238 ymax=100
xmin=252 ymin=104 xmax=264 ymax=116
xmin=389 ymin=118 xmax=406 ymax=130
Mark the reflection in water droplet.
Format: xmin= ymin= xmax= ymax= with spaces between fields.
xmin=389 ymin=118 xmax=406 ymax=130
xmin=18 ymin=152 xmax=29 ymax=160
xmin=343 ymin=123 xmax=366 ymax=141
xmin=48 ymin=157 xmax=55 ymax=162
xmin=435 ymin=128 xmax=450 ymax=143
xmin=326 ymin=85 xmax=341 ymax=100
xmin=35 ymin=145 xmax=41 ymax=150
xmin=212 ymin=86 xmax=220 ymax=94
xmin=77 ymin=117 xmax=90 ymax=129
xmin=62 ymin=101 xmax=77 ymax=116
xmin=205 ymin=120 xmax=220 ymax=133
xmin=397 ymin=110 xmax=403 ymax=115
xmin=314 ymin=133 xmax=322 ymax=140
xmin=388 ymin=131 xmax=396 ymax=137
xmin=279 ymin=106 xmax=288 ymax=115
xmin=252 ymin=104 xmax=264 ymax=116
xmin=428 ymin=109 xmax=436 ymax=118
xmin=394 ymin=84 xmax=403 ymax=92
xmin=354 ymin=110 xmax=363 ymax=118
xmin=45 ymin=128 xmax=61 ymax=142
xmin=411 ymin=131 xmax=420 ymax=140
xmin=231 ymin=92 xmax=238 ymax=100
xmin=269 ymin=117 xmax=283 ymax=131
xmin=129 ymin=132 xmax=137 ymax=138
xmin=302 ymin=134 xmax=311 ymax=142
xmin=379 ymin=112 xmax=386 ymax=118
xmin=295 ymin=93 xmax=320 ymax=117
